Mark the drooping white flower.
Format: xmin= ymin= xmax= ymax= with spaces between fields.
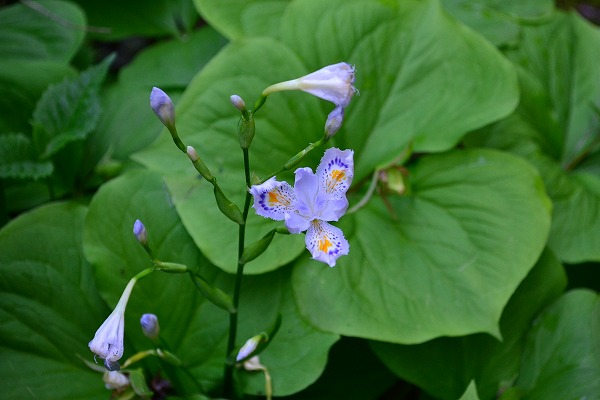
xmin=249 ymin=148 xmax=354 ymax=267
xmin=262 ymin=62 xmax=357 ymax=108
xmin=89 ymin=278 xmax=137 ymax=364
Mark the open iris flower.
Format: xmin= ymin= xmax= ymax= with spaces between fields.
xmin=250 ymin=148 xmax=354 ymax=267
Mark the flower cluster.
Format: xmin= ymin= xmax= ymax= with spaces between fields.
xmin=250 ymin=148 xmax=354 ymax=267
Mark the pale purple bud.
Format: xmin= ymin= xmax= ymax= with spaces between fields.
xmin=133 ymin=219 xmax=147 ymax=246
xmin=140 ymin=313 xmax=160 ymax=339
xmin=324 ymin=105 xmax=344 ymax=138
xmin=230 ymin=95 xmax=246 ymax=111
xmin=236 ymin=335 xmax=262 ymax=362
xmin=150 ymin=87 xmax=176 ymax=129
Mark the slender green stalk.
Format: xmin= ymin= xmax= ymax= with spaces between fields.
xmin=223 ymin=148 xmax=252 ymax=398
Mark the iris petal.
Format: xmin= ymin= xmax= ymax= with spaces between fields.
xmin=305 ymin=220 xmax=349 ymax=267
xmin=317 ymin=148 xmax=354 ymax=199
xmin=249 ymin=178 xmax=296 ymax=220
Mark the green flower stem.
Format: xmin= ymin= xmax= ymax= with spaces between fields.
xmin=133 ymin=266 xmax=156 ymax=281
xmin=259 ymin=136 xmax=328 ymax=184
xmin=223 ymin=148 xmax=253 ymax=399
xmin=252 ymin=95 xmax=268 ymax=114
xmin=167 ymin=125 xmax=186 ymax=154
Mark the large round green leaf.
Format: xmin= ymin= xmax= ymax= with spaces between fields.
xmin=0 ymin=203 xmax=108 ymax=400
xmin=83 ymin=170 xmax=338 ymax=396
xmin=370 ymin=249 xmax=566 ymax=400
xmin=293 ymin=149 xmax=551 ymax=343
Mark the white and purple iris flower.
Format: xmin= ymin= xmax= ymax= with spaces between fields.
xmin=250 ymin=148 xmax=354 ymax=267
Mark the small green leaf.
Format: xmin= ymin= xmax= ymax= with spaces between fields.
xmin=0 ymin=133 xmax=53 ymax=179
xmin=32 ymin=55 xmax=114 ymax=158
xmin=515 ymin=289 xmax=600 ymax=399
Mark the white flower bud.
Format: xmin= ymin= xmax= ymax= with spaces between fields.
xmin=103 ymin=370 xmax=129 ymax=390
xmin=186 ymin=145 xmax=199 ymax=162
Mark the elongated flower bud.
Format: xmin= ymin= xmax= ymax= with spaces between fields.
xmin=150 ymin=87 xmax=186 ymax=152
xmin=230 ymin=94 xmax=247 ymax=112
xmin=133 ymin=219 xmax=147 ymax=246
xmin=150 ymin=87 xmax=175 ymax=129
xmin=324 ymin=105 xmax=344 ymax=138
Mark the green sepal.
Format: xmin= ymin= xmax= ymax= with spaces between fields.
xmin=189 ymin=273 xmax=235 ymax=313
xmin=239 ymin=229 xmax=276 ymax=264
xmin=213 ymin=183 xmax=244 ymax=225
xmin=156 ymin=348 xmax=182 ymax=366
xmin=237 ymin=114 xmax=255 ymax=150
xmin=128 ymin=368 xmax=153 ymax=398
xmin=190 ymin=155 xmax=214 ymax=182
xmin=154 ymin=260 xmax=189 ymax=273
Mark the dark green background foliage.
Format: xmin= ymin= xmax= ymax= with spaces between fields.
xmin=0 ymin=0 xmax=599 ymax=399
